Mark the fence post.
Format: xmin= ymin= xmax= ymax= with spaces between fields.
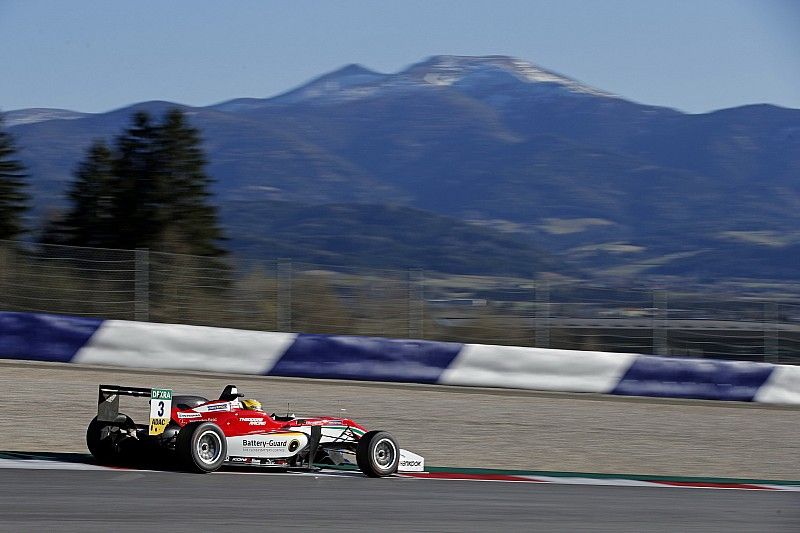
xmin=535 ymin=281 xmax=550 ymax=348
xmin=0 ymin=242 xmax=8 ymax=308
xmin=764 ymin=302 xmax=779 ymax=363
xmin=652 ymin=289 xmax=668 ymax=356
xmin=277 ymin=259 xmax=292 ymax=332
xmin=408 ymin=269 xmax=424 ymax=339
xmin=134 ymin=248 xmax=150 ymax=322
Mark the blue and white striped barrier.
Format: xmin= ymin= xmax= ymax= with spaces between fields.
xmin=1 ymin=311 xmax=798 ymax=404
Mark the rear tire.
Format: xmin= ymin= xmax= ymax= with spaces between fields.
xmin=176 ymin=422 xmax=227 ymax=473
xmin=356 ymin=431 xmax=399 ymax=477
xmin=86 ymin=417 xmax=114 ymax=464
xmin=86 ymin=415 xmax=134 ymax=465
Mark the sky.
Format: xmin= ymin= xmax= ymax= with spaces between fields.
xmin=1 ymin=0 xmax=799 ymax=114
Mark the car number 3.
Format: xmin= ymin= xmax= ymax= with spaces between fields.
xmin=157 ymin=401 xmax=164 ymax=417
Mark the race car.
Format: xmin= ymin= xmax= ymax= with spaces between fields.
xmin=86 ymin=384 xmax=424 ymax=477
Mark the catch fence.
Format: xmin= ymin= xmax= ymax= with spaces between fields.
xmin=1 ymin=239 xmax=798 ymax=364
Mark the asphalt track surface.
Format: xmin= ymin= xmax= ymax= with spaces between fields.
xmin=0 ymin=467 xmax=798 ymax=532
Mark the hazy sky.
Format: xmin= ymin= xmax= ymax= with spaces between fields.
xmin=2 ymin=0 xmax=798 ymax=114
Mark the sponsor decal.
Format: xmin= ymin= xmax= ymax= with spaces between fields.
xmin=242 ymin=439 xmax=288 ymax=448
xmin=228 ymin=457 xmax=288 ymax=465
xmin=148 ymin=388 xmax=172 ymax=436
xmin=240 ymin=417 xmax=267 ymax=426
xmin=177 ymin=412 xmax=201 ymax=419
xmin=228 ymin=432 xmax=307 ymax=458
xmin=398 ymin=449 xmax=424 ymax=472
xmin=206 ymin=403 xmax=229 ymax=412
xmin=151 ymin=389 xmax=171 ymax=400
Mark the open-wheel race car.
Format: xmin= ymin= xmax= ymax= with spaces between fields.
xmin=87 ymin=384 xmax=424 ymax=477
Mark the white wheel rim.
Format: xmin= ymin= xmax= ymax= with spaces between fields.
xmin=372 ymin=438 xmax=396 ymax=470
xmin=196 ymin=430 xmax=222 ymax=465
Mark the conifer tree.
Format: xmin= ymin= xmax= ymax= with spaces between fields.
xmin=53 ymin=108 xmax=226 ymax=256
xmin=111 ymin=111 xmax=161 ymax=249
xmin=0 ymin=114 xmax=29 ymax=240
xmin=60 ymin=140 xmax=116 ymax=247
xmin=153 ymin=108 xmax=226 ymax=256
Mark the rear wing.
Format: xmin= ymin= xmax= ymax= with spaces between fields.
xmin=97 ymin=384 xmax=173 ymax=435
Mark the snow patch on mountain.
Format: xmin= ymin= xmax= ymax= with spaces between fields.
xmin=4 ymin=108 xmax=88 ymax=127
xmin=407 ymin=56 xmax=578 ymax=86
xmin=267 ymin=64 xmax=391 ymax=104
xmin=268 ymin=55 xmax=614 ymax=105
xmin=402 ymin=55 xmax=613 ymax=97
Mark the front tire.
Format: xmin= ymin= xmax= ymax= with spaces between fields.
xmin=356 ymin=430 xmax=399 ymax=477
xmin=176 ymin=422 xmax=227 ymax=473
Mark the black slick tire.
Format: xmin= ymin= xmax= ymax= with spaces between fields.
xmin=175 ymin=422 xmax=227 ymax=473
xmin=356 ymin=430 xmax=399 ymax=478
xmin=86 ymin=416 xmax=115 ymax=464
xmin=86 ymin=415 xmax=134 ymax=465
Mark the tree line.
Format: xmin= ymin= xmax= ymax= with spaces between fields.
xmin=0 ymin=109 xmax=226 ymax=256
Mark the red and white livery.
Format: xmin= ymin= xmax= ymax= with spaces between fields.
xmin=87 ymin=384 xmax=424 ymax=477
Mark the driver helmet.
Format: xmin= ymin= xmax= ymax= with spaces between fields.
xmin=241 ymin=398 xmax=263 ymax=411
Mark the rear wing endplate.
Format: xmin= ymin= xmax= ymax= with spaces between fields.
xmin=97 ymin=385 xmax=152 ymax=422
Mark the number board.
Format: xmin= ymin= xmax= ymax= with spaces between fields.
xmin=148 ymin=388 xmax=173 ymax=436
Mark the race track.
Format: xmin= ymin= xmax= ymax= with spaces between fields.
xmin=1 ymin=360 xmax=799 ymax=480
xmin=2 ymin=359 xmax=800 ymax=479
xmin=2 ymin=359 xmax=799 ymax=531
xmin=0 ymin=467 xmax=798 ymax=532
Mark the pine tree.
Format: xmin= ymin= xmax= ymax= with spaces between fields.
xmin=153 ymin=108 xmax=226 ymax=256
xmin=111 ymin=111 xmax=161 ymax=249
xmin=0 ymin=114 xmax=29 ymax=240
xmin=60 ymin=140 xmax=116 ymax=247
xmin=54 ymin=108 xmax=226 ymax=256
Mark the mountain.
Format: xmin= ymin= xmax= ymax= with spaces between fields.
xmin=225 ymin=201 xmax=558 ymax=277
xmin=215 ymin=55 xmax=612 ymax=109
xmin=6 ymin=55 xmax=800 ymax=281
